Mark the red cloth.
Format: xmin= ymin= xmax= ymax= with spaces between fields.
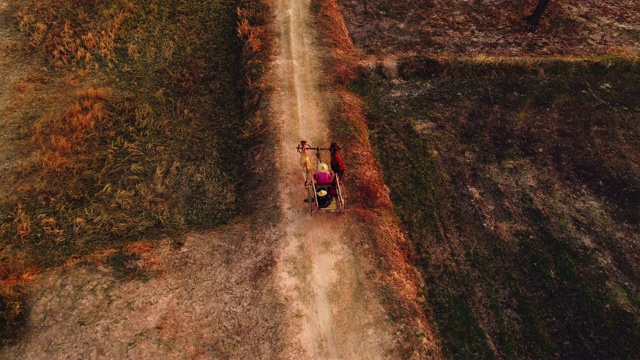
xmin=331 ymin=152 xmax=345 ymax=175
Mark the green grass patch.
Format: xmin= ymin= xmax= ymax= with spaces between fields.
xmin=430 ymin=289 xmax=494 ymax=359
xmin=356 ymin=61 xmax=640 ymax=358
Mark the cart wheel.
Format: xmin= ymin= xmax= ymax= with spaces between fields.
xmin=335 ymin=177 xmax=346 ymax=214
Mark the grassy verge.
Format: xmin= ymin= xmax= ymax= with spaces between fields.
xmin=355 ymin=59 xmax=640 ymax=358
xmin=0 ymin=0 xmax=273 ymax=344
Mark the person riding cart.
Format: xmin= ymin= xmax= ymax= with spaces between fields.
xmin=316 ymin=189 xmax=332 ymax=208
xmin=314 ymin=163 xmax=333 ymax=185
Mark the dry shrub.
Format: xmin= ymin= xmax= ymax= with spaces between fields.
xmin=11 ymin=204 xmax=31 ymax=243
xmin=0 ymin=287 xmax=27 ymax=344
xmin=38 ymin=215 xmax=64 ymax=245
xmin=50 ymin=135 xmax=72 ymax=154
xmin=0 ymin=261 xmax=36 ymax=286
xmin=39 ymin=150 xmax=68 ymax=172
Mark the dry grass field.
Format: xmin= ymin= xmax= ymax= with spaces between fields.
xmin=0 ymin=0 xmax=272 ymax=345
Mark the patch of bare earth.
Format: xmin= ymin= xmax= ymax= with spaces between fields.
xmin=0 ymin=225 xmax=285 ymax=359
xmin=338 ymin=0 xmax=640 ymax=56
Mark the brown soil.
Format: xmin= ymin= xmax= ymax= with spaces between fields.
xmin=339 ymin=0 xmax=640 ymax=56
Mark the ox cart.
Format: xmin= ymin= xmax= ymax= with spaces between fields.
xmin=297 ymin=140 xmax=346 ymax=215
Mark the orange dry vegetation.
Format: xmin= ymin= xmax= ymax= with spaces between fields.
xmin=18 ymin=2 xmax=135 ymax=68
xmin=0 ymin=260 xmax=37 ymax=288
xmin=0 ymin=258 xmax=35 ymax=343
xmin=126 ymin=241 xmax=161 ymax=272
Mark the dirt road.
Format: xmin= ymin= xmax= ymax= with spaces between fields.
xmin=270 ymin=0 xmax=395 ymax=358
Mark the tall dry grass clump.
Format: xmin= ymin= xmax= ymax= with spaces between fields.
xmin=35 ymin=88 xmax=109 ymax=173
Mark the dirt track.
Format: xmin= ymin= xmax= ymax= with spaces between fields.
xmin=270 ymin=0 xmax=394 ymax=358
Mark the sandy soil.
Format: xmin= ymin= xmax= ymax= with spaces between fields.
xmin=269 ymin=0 xmax=395 ymax=358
